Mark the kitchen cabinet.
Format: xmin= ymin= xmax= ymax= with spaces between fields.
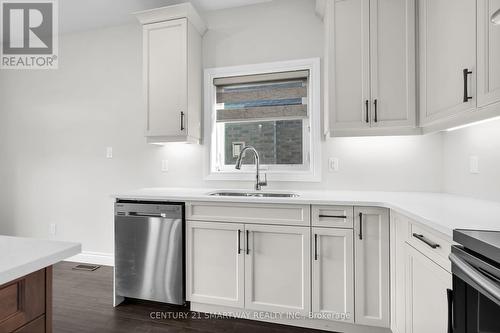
xmin=186 ymin=221 xmax=244 ymax=308
xmin=354 ymin=207 xmax=390 ymax=328
xmin=312 ymin=205 xmax=353 ymax=228
xmin=390 ymin=212 xmax=409 ymax=333
xmin=326 ymin=0 xmax=417 ymax=136
xmin=186 ymin=220 xmax=310 ymax=314
xmin=245 ymin=224 xmax=311 ymax=314
xmin=136 ymin=4 xmax=206 ymax=144
xmin=419 ymin=0 xmax=477 ymax=127
xmin=312 ymin=227 xmax=354 ymax=323
xmin=0 ymin=268 xmax=51 ymax=333
xmin=405 ymin=244 xmax=452 ymax=333
xmin=477 ymin=0 xmax=500 ymax=107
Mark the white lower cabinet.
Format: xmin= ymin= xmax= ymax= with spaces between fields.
xmin=245 ymin=224 xmax=311 ymax=314
xmin=186 ymin=205 xmax=453 ymax=333
xmin=187 ymin=220 xmax=310 ymax=314
xmin=390 ymin=212 xmax=409 ymax=333
xmin=354 ymin=207 xmax=390 ymax=328
xmin=186 ymin=221 xmax=244 ymax=308
xmin=405 ymin=244 xmax=452 ymax=333
xmin=312 ymin=227 xmax=354 ymax=323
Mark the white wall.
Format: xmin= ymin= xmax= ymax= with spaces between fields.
xmin=0 ymin=0 xmax=444 ymax=255
xmin=443 ymin=117 xmax=500 ymax=202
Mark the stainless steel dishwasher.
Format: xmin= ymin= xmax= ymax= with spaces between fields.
xmin=114 ymin=201 xmax=184 ymax=305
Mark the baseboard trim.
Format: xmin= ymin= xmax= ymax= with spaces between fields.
xmin=66 ymin=251 xmax=114 ymax=266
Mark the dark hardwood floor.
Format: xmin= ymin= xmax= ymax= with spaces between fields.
xmin=53 ymin=262 xmax=327 ymax=333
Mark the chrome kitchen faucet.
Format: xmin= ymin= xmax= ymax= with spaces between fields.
xmin=235 ymin=146 xmax=268 ymax=191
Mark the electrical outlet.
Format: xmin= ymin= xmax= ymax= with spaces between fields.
xmin=161 ymin=159 xmax=169 ymax=172
xmin=49 ymin=223 xmax=57 ymax=235
xmin=106 ymin=147 xmax=113 ymax=159
xmin=328 ymin=157 xmax=339 ymax=172
xmin=469 ymin=156 xmax=479 ymax=174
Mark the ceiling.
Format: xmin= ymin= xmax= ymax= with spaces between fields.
xmin=59 ymin=0 xmax=272 ymax=34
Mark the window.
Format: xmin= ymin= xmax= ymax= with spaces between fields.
xmin=204 ymin=59 xmax=321 ymax=182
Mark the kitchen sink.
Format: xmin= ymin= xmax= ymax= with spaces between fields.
xmin=208 ymin=191 xmax=299 ymax=198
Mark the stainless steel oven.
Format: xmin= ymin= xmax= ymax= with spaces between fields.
xmin=450 ymin=229 xmax=500 ymax=333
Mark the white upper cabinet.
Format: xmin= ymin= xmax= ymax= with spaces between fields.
xmin=327 ymin=0 xmax=417 ymax=136
xmin=477 ymin=0 xmax=500 ymax=107
xmin=328 ymin=0 xmax=370 ymax=132
xmin=369 ymin=0 xmax=416 ymax=130
xmin=419 ymin=0 xmax=477 ymax=127
xmin=136 ymin=4 xmax=206 ymax=144
xmin=354 ymin=206 xmax=390 ymax=328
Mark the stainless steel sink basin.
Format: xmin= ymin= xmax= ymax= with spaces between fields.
xmin=208 ymin=191 xmax=299 ymax=198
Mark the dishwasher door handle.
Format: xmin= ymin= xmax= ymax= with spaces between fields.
xmin=128 ymin=212 xmax=167 ymax=218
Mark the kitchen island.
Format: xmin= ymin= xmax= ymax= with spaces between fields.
xmin=0 ymin=236 xmax=80 ymax=333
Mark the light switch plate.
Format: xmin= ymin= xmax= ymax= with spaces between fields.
xmin=49 ymin=223 xmax=57 ymax=235
xmin=106 ymin=147 xmax=113 ymax=159
xmin=329 ymin=157 xmax=339 ymax=172
xmin=469 ymin=156 xmax=479 ymax=174
xmin=161 ymin=160 xmax=169 ymax=172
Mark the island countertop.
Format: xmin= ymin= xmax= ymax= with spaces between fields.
xmin=0 ymin=236 xmax=81 ymax=285
xmin=113 ymin=188 xmax=500 ymax=238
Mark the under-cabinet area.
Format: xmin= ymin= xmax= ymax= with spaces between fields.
xmin=179 ymin=201 xmax=452 ymax=333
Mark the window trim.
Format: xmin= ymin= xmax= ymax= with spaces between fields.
xmin=203 ymin=58 xmax=322 ymax=182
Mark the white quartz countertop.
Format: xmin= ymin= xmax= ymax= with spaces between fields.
xmin=0 ymin=236 xmax=81 ymax=285
xmin=114 ymin=188 xmax=500 ymax=239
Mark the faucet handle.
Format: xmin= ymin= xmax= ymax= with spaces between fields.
xmin=260 ymin=173 xmax=268 ymax=187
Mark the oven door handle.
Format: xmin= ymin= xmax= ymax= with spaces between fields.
xmin=449 ymin=253 xmax=500 ymax=304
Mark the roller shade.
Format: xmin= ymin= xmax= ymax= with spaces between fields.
xmin=215 ymin=70 xmax=309 ymax=122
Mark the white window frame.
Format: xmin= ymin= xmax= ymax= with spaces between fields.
xmin=203 ymin=58 xmax=322 ymax=182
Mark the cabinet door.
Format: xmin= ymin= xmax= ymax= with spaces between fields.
xmin=354 ymin=207 xmax=390 ymax=328
xmin=390 ymin=213 xmax=409 ymax=333
xmin=330 ymin=0 xmax=371 ymax=131
xmin=477 ymin=0 xmax=500 ymax=107
xmin=419 ymin=0 xmax=477 ymax=125
xmin=312 ymin=227 xmax=354 ymax=323
xmin=405 ymin=244 xmax=452 ymax=333
xmin=245 ymin=224 xmax=310 ymax=314
xmin=370 ymin=0 xmax=416 ymax=128
xmin=144 ymin=18 xmax=187 ymax=138
xmin=186 ymin=221 xmax=244 ymax=308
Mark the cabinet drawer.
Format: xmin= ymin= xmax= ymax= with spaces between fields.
xmin=186 ymin=201 xmax=310 ymax=226
xmin=406 ymin=222 xmax=452 ymax=272
xmin=13 ymin=316 xmax=45 ymax=333
xmin=312 ymin=205 xmax=353 ymax=228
